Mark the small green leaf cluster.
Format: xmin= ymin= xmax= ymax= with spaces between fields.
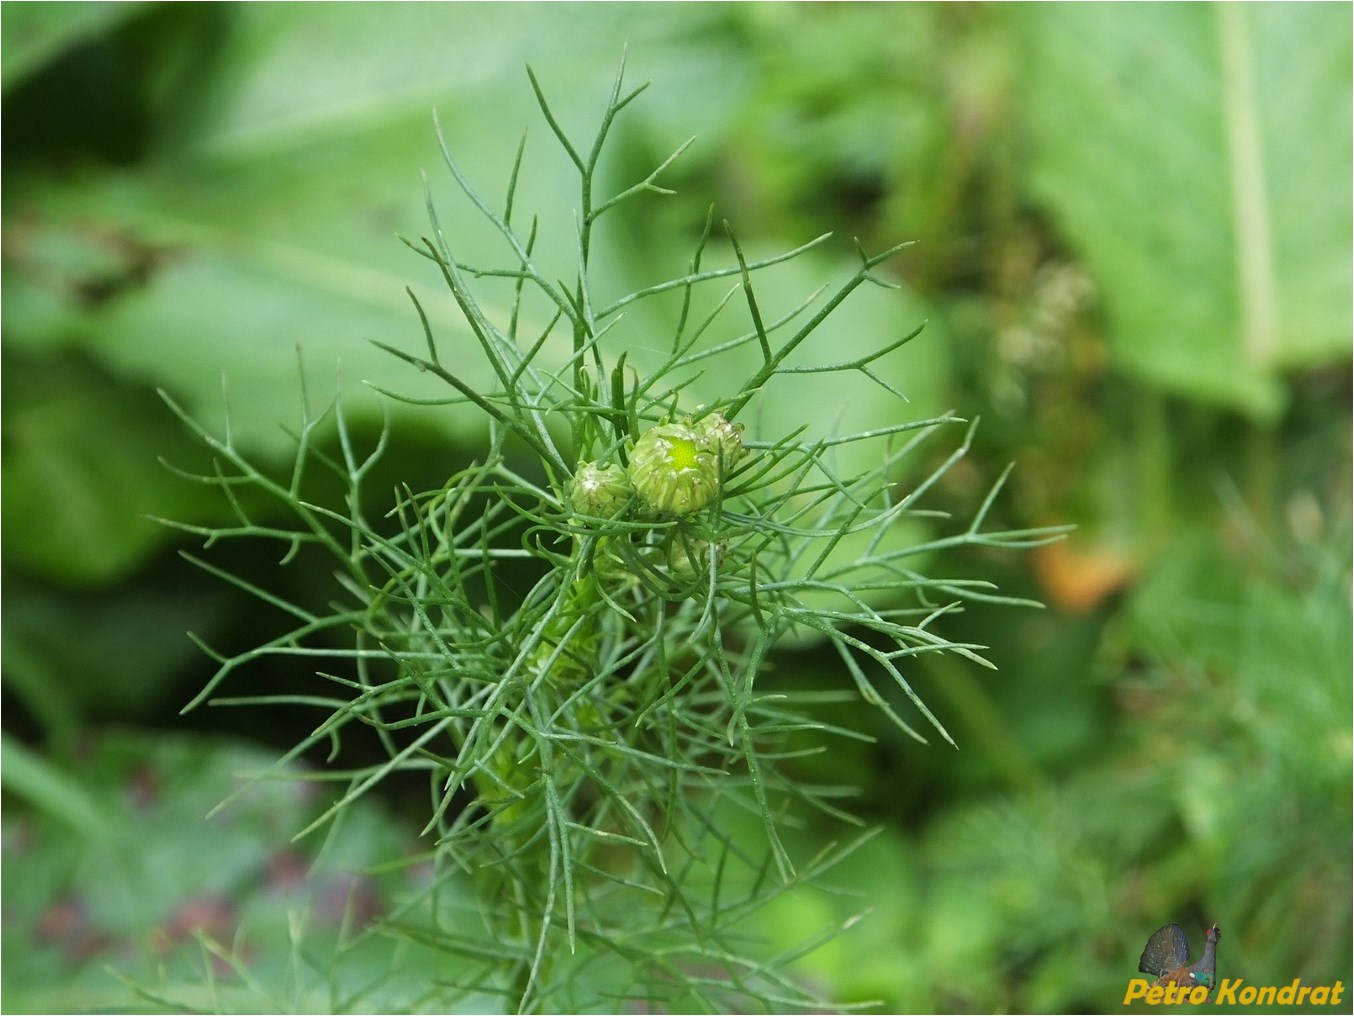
xmin=161 ymin=54 xmax=1064 ymax=1014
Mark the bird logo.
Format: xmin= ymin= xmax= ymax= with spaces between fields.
xmin=1138 ymin=923 xmax=1221 ymax=995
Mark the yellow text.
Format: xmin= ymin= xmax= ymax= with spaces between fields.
xmin=1122 ymin=979 xmax=1208 ymax=1005
xmin=1123 ymin=977 xmax=1346 ymax=1006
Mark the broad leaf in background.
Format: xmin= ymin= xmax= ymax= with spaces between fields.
xmin=4 ymin=4 xmax=752 ymax=455
xmin=1013 ymin=3 xmax=1351 ymax=420
xmin=5 ymin=4 xmax=945 ymax=586
xmin=5 ymin=4 xmax=740 ymax=584
xmin=0 ymin=1 xmax=150 ymax=90
xmin=0 ymin=354 xmax=225 ymax=585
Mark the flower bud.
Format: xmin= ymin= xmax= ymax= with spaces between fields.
xmin=628 ymin=422 xmax=716 ymax=516
xmin=668 ymin=536 xmax=723 ymax=577
xmin=628 ymin=413 xmax=745 ymax=517
xmin=693 ymin=412 xmax=745 ymax=475
xmin=567 ymin=461 xmax=632 ymax=518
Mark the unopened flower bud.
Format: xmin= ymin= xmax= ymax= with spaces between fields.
xmin=628 ymin=422 xmax=716 ymax=516
xmin=568 ymin=461 xmax=631 ymax=518
xmin=668 ymin=537 xmax=723 ymax=577
xmin=693 ymin=412 xmax=745 ymax=475
xmin=628 ymin=412 xmax=746 ymax=517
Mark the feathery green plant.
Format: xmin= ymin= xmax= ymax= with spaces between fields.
xmin=160 ymin=55 xmax=1062 ymax=1013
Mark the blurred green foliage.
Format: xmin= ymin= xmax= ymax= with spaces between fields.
xmin=3 ymin=3 xmax=1349 ymax=1012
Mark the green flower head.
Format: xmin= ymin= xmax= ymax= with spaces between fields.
xmin=627 ymin=412 xmax=744 ymax=517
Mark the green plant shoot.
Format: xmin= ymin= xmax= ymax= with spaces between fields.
xmin=159 ymin=54 xmax=1064 ymax=1014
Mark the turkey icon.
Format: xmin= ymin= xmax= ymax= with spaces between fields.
xmin=1138 ymin=923 xmax=1221 ymax=995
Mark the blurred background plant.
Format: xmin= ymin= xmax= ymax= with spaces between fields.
xmin=2 ymin=3 xmax=1349 ymax=1013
